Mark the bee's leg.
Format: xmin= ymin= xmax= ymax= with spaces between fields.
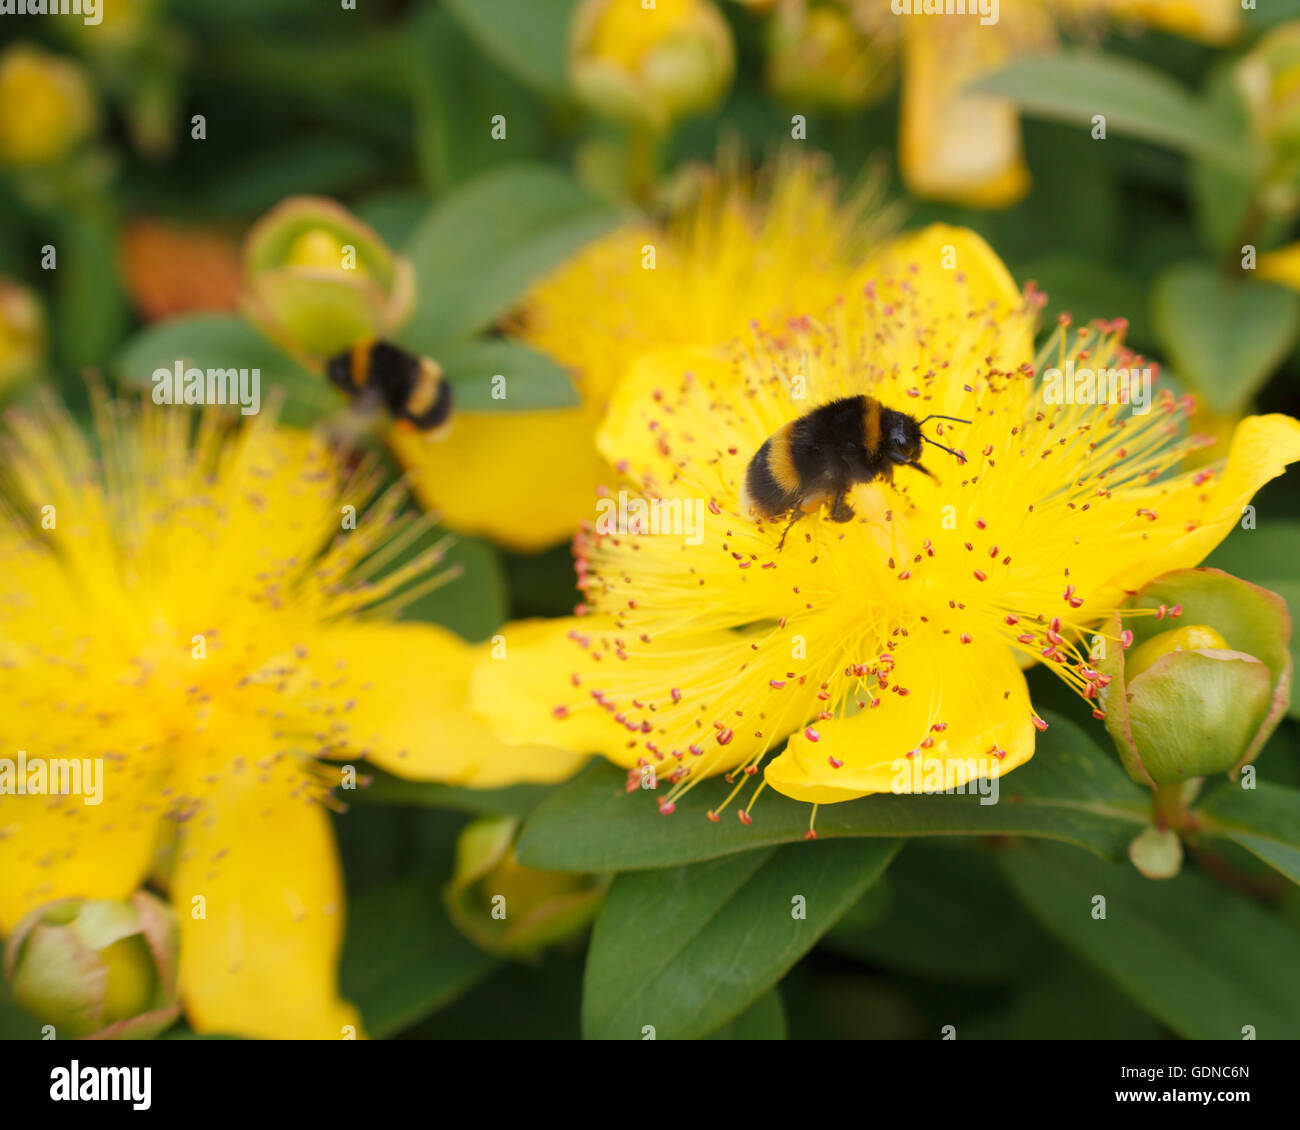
xmin=907 ymin=461 xmax=938 ymax=481
xmin=829 ymin=490 xmax=855 ymax=523
xmin=776 ymin=511 xmax=803 ymax=551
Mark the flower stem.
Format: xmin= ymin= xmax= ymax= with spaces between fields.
xmin=1151 ymin=783 xmax=1187 ymax=832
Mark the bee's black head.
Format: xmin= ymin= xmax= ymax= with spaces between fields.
xmin=882 ymin=408 xmax=923 ymax=464
xmin=325 ymin=350 xmax=354 ymax=393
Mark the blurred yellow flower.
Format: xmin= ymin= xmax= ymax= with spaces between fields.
xmin=394 ymin=156 xmax=887 ymax=551
xmin=0 ymin=43 xmax=96 ymax=168
xmin=571 ymin=0 xmax=736 ymax=132
xmin=240 ymin=196 xmax=414 ymax=362
xmin=853 ymin=0 xmax=1241 ymax=207
xmin=0 ymin=395 xmax=584 ymax=1038
xmin=472 ymin=227 xmax=1300 ymax=818
xmin=0 ymin=278 xmax=45 ymax=396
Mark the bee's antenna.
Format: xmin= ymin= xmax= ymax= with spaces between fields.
xmin=918 ymin=414 xmax=972 ymax=425
xmin=921 ymin=435 xmax=966 ymax=462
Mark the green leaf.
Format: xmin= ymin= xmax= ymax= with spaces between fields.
xmin=340 ymin=873 xmax=497 ymax=1037
xmin=349 ymin=765 xmax=554 ymax=817
xmin=999 ymin=840 xmax=1300 ymax=1038
xmin=114 ymin=314 xmax=339 ymax=427
xmin=402 ymin=164 xmax=621 ymax=349
xmin=442 ymin=0 xmax=576 ymax=96
xmin=703 ymin=987 xmax=787 ymax=1040
xmin=1190 ymin=62 xmax=1258 ymax=258
xmin=822 ymin=839 xmax=1049 ymax=983
xmin=517 ymin=710 xmax=1149 ymax=872
xmin=0 ymin=977 xmax=43 ymax=1040
xmin=434 ymin=339 xmax=580 ymax=412
xmin=1197 ymin=781 xmax=1300 ymax=885
xmin=972 ymin=51 xmax=1255 ymax=171
xmin=1151 ymin=265 xmax=1300 ymax=413
xmin=582 ymin=838 xmax=898 ymax=1040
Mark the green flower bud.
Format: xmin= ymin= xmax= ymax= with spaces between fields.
xmin=444 ymin=816 xmax=605 ymax=960
xmin=1098 ymin=568 xmax=1292 ymax=788
xmin=240 ymin=196 xmax=415 ymax=362
xmin=3 ymin=893 xmax=180 ymax=1039
xmin=570 ymin=0 xmax=735 ymax=133
xmin=766 ymin=1 xmax=895 ymax=113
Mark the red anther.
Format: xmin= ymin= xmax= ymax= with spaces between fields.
xmin=804 ymin=727 xmax=820 ymax=742
xmin=931 ymin=722 xmax=948 ymax=732
xmin=625 ymin=769 xmax=642 ymax=794
xmin=738 ymin=810 xmax=753 ymax=826
xmin=1005 ymin=614 xmax=1019 ymax=625
xmin=709 ymin=499 xmax=721 ymax=515
xmin=1017 ymin=633 xmax=1035 ymax=644
xmin=1156 ymin=604 xmax=1168 ymax=620
xmin=745 ymin=765 xmax=757 ymax=776
xmin=1170 ymin=604 xmax=1183 ymax=617
xmin=552 ymin=705 xmax=569 ymax=719
xmin=1063 ymin=584 xmax=1075 ymax=601
xmin=1032 ymin=716 xmax=1049 ymax=732
xmin=658 ymin=799 xmax=676 ymax=815
xmin=976 ymin=518 xmax=987 ymax=529
xmin=804 ymin=829 xmax=818 ymax=841
xmin=770 ymin=680 xmax=786 ymax=689
xmin=717 ymin=728 xmax=734 ymax=745
xmin=671 ymin=687 xmax=682 ymax=703
xmin=898 ymin=570 xmax=912 ymax=580
xmin=1121 ymin=630 xmax=1134 ymax=649
xmin=706 ymin=810 xmax=720 ymax=822
xmin=828 ymin=755 xmax=844 ymax=769
xmin=1092 ymin=708 xmax=1106 ymax=721
xmin=960 ymin=633 xmax=972 ymax=644
xmin=689 ymin=744 xmax=704 ymax=756
xmin=920 ymin=736 xmax=934 ymax=749
xmin=973 ymin=569 xmax=988 ymax=582
xmin=1050 ymin=617 xmax=1061 ymax=633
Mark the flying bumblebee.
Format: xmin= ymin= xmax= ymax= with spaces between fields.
xmin=741 ymin=396 xmax=969 ymax=547
xmin=325 ymin=340 xmax=453 ymax=436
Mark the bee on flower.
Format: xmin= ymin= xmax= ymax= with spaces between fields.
xmin=472 ymin=225 xmax=1300 ymax=826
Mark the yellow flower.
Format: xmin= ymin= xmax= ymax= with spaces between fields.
xmin=874 ymin=0 xmax=1241 ymax=207
xmin=0 ymin=43 xmax=96 ymax=168
xmin=571 ymin=0 xmax=735 ymax=132
xmin=396 ymin=156 xmax=888 ymax=550
xmin=0 ymin=394 xmax=584 ymax=1038
xmin=473 ymin=226 xmax=1300 ymax=820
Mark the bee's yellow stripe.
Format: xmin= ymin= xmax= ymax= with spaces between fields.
xmin=863 ymin=396 xmax=882 ymax=456
xmin=350 ymin=341 xmax=372 ymax=391
xmin=768 ymin=422 xmax=800 ymax=493
xmin=406 ymin=359 xmax=443 ymax=416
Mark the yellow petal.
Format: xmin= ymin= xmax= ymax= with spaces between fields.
xmin=1076 ymin=414 xmax=1300 ymax=618
xmin=0 ymin=757 xmax=168 ymax=933
xmin=289 ymin=620 xmax=588 ymax=788
xmin=172 ymin=760 xmax=360 ymax=1040
xmin=1256 ymin=242 xmax=1300 ymax=291
xmin=471 ymin=616 xmax=804 ymax=778
xmin=1107 ymin=0 xmax=1239 ymax=44
xmin=389 ymin=408 xmax=605 ymax=552
xmin=765 ymin=642 xmax=1035 ymax=803
xmin=900 ymin=20 xmax=1031 ymax=208
xmin=868 ymin=223 xmax=1025 ymax=318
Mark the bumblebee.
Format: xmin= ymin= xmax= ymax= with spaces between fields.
xmin=325 ymin=340 xmax=453 ymax=436
xmin=741 ymin=396 xmax=968 ymax=546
